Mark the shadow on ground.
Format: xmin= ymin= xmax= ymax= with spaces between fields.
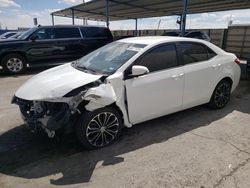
xmin=0 ymin=81 xmax=249 ymax=186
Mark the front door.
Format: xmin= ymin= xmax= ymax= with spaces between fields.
xmin=125 ymin=44 xmax=184 ymax=124
xmin=25 ymin=27 xmax=61 ymax=64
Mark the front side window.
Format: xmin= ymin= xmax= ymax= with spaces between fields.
xmin=179 ymin=42 xmax=216 ymax=64
xmin=18 ymin=27 xmax=38 ymax=40
xmin=134 ymin=44 xmax=178 ymax=72
xmin=32 ymin=28 xmax=55 ymax=40
xmin=74 ymin=42 xmax=147 ymax=75
xmin=54 ymin=27 xmax=81 ymax=39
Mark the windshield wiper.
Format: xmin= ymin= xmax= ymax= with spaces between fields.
xmin=74 ymin=64 xmax=100 ymax=75
xmin=76 ymin=65 xmax=89 ymax=71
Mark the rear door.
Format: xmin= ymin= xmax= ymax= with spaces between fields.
xmin=178 ymin=42 xmax=221 ymax=109
xmin=53 ymin=27 xmax=83 ymax=61
xmin=125 ymin=43 xmax=184 ymax=124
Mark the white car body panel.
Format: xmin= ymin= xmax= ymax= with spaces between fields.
xmin=125 ymin=67 xmax=184 ymax=124
xmin=15 ymin=63 xmax=102 ymax=100
xmin=13 ymin=36 xmax=241 ymax=130
xmin=182 ymin=56 xmax=223 ymax=109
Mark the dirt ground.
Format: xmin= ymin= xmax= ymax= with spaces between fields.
xmin=0 ymin=68 xmax=250 ymax=188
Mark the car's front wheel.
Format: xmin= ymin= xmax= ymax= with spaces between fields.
xmin=209 ymin=79 xmax=232 ymax=109
xmin=2 ymin=53 xmax=27 ymax=74
xmin=76 ymin=107 xmax=123 ymax=149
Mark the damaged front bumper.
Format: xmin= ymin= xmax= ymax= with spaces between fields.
xmin=12 ymin=77 xmax=131 ymax=137
xmin=12 ymin=96 xmax=75 ymax=136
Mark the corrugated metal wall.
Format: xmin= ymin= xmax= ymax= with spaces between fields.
xmin=224 ymin=26 xmax=250 ymax=59
xmin=112 ymin=26 xmax=250 ymax=59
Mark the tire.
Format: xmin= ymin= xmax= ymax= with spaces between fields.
xmin=2 ymin=53 xmax=27 ymax=74
xmin=208 ymin=79 xmax=232 ymax=109
xmin=76 ymin=107 xmax=123 ymax=150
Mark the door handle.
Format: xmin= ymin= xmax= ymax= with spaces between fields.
xmin=212 ymin=64 xmax=221 ymax=68
xmin=171 ymin=75 xmax=179 ymax=79
xmin=212 ymin=64 xmax=217 ymax=68
xmin=171 ymin=73 xmax=184 ymax=80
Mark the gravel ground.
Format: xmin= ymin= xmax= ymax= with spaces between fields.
xmin=0 ymin=68 xmax=250 ymax=188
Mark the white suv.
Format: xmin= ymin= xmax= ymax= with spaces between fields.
xmin=13 ymin=36 xmax=241 ymax=149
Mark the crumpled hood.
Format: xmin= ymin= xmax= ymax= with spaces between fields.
xmin=15 ymin=63 xmax=102 ymax=100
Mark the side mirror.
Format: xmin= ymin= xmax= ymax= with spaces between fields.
xmin=30 ymin=35 xmax=38 ymax=41
xmin=131 ymin=65 xmax=149 ymax=77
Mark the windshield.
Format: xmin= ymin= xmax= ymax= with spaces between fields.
xmin=74 ymin=42 xmax=147 ymax=75
xmin=17 ymin=27 xmax=37 ymax=40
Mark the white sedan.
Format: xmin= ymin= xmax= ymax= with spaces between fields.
xmin=13 ymin=37 xmax=241 ymax=149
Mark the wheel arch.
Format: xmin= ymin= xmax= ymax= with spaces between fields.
xmin=208 ymin=76 xmax=233 ymax=109
xmin=220 ymin=77 xmax=233 ymax=87
xmin=77 ymin=101 xmax=125 ymax=126
xmin=108 ymin=103 xmax=124 ymax=124
xmin=0 ymin=51 xmax=27 ymax=65
xmin=209 ymin=76 xmax=233 ymax=100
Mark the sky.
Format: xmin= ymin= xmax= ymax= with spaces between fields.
xmin=0 ymin=0 xmax=250 ymax=30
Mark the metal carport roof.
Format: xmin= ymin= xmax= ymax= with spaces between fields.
xmin=52 ymin=0 xmax=250 ymax=36
xmin=52 ymin=0 xmax=250 ymax=21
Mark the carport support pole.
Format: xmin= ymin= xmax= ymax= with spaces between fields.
xmin=51 ymin=14 xmax=54 ymax=26
xmin=181 ymin=0 xmax=188 ymax=37
xmin=135 ymin=18 xmax=138 ymax=36
xmin=106 ymin=0 xmax=109 ymax=28
xmin=72 ymin=9 xmax=75 ymax=25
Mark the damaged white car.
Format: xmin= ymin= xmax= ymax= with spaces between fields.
xmin=12 ymin=37 xmax=241 ymax=149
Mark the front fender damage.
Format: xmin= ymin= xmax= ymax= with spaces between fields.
xmin=13 ymin=75 xmax=131 ymax=137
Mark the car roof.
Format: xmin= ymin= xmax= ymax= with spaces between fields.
xmin=39 ymin=25 xmax=107 ymax=28
xmin=118 ymin=36 xmax=208 ymax=45
xmin=119 ymin=36 xmax=225 ymax=55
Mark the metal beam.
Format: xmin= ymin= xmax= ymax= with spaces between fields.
xmin=106 ymin=0 xmax=109 ymax=27
xmin=72 ymin=7 xmax=129 ymax=20
xmin=51 ymin=14 xmax=54 ymax=26
xmin=72 ymin=9 xmax=75 ymax=25
xmin=135 ymin=18 xmax=138 ymax=36
xmin=181 ymin=0 xmax=188 ymax=37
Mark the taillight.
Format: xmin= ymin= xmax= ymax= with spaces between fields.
xmin=234 ymin=58 xmax=241 ymax=65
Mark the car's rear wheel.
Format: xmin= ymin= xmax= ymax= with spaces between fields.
xmin=76 ymin=107 xmax=123 ymax=150
xmin=209 ymin=79 xmax=232 ymax=109
xmin=2 ymin=53 xmax=27 ymax=74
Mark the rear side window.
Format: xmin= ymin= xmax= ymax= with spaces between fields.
xmin=32 ymin=28 xmax=55 ymax=40
xmin=208 ymin=47 xmax=217 ymax=59
xmin=179 ymin=42 xmax=216 ymax=64
xmin=134 ymin=44 xmax=178 ymax=72
xmin=54 ymin=27 xmax=81 ymax=39
xmin=81 ymin=27 xmax=112 ymax=38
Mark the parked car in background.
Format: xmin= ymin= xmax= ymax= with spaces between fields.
xmin=162 ymin=31 xmax=185 ymax=36
xmin=13 ymin=36 xmax=241 ymax=149
xmin=8 ymin=32 xmax=24 ymax=39
xmin=0 ymin=25 xmax=113 ymax=74
xmin=0 ymin=31 xmax=18 ymax=39
xmin=162 ymin=31 xmax=211 ymax=42
xmin=184 ymin=31 xmax=211 ymax=41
